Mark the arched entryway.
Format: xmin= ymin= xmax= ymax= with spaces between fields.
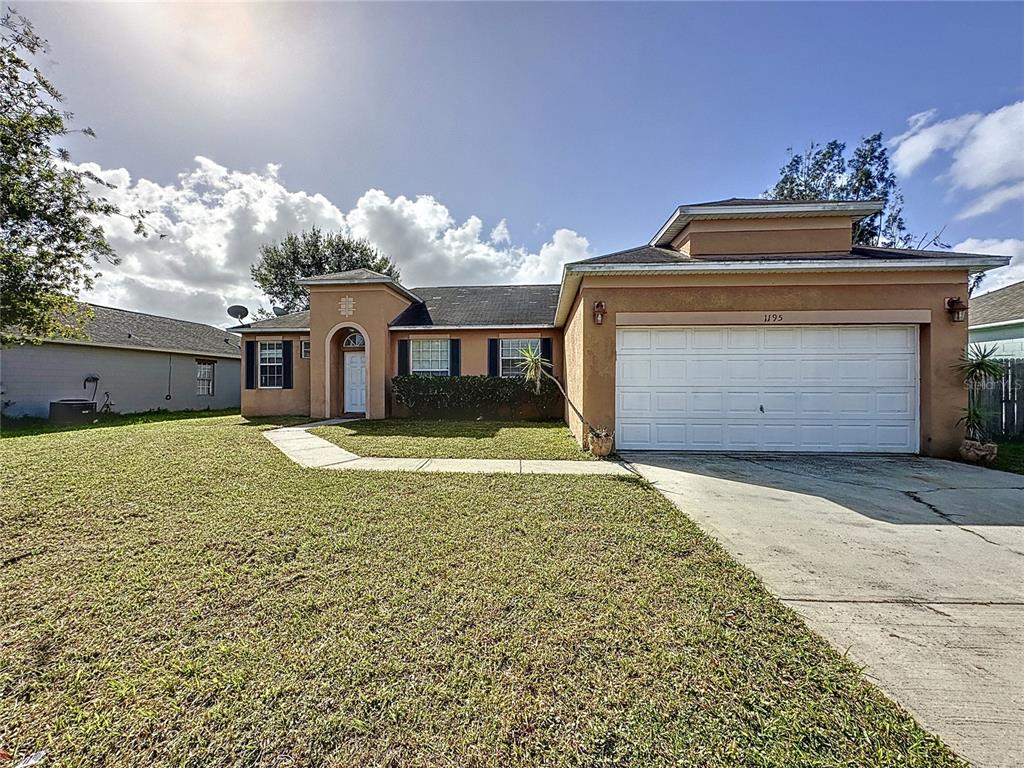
xmin=324 ymin=322 xmax=370 ymax=418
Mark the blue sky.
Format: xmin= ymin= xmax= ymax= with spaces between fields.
xmin=27 ymin=2 xmax=1024 ymax=324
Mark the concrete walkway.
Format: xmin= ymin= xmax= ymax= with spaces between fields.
xmin=263 ymin=421 xmax=634 ymax=476
xmin=624 ymin=452 xmax=1024 ymax=768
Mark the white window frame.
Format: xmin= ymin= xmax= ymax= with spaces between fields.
xmin=410 ymin=339 xmax=449 ymax=377
xmin=258 ymin=341 xmax=284 ymax=389
xmin=300 ymin=340 xmax=310 ymax=359
xmin=196 ymin=360 xmax=215 ymax=396
xmin=499 ymin=338 xmax=540 ymax=378
xmin=343 ymin=332 xmax=365 ymax=348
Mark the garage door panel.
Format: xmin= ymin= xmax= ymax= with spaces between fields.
xmin=616 ymin=325 xmax=919 ymax=452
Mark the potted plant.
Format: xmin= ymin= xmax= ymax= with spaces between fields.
xmin=519 ymin=346 xmax=614 ymax=457
xmin=954 ymin=344 xmax=1004 ymax=464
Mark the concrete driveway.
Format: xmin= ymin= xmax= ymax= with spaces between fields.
xmin=622 ymin=453 xmax=1024 ymax=768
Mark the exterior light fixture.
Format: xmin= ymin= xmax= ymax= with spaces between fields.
xmin=593 ymin=300 xmax=606 ymax=325
xmin=944 ymin=297 xmax=967 ymax=323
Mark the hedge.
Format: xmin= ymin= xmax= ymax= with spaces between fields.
xmin=392 ymin=375 xmax=562 ymax=419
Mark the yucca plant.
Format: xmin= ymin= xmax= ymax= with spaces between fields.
xmin=957 ymin=402 xmax=991 ymax=443
xmin=955 ymin=344 xmax=1004 ymax=384
xmin=519 ymin=346 xmax=606 ymax=440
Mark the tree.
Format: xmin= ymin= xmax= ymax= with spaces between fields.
xmin=250 ymin=228 xmax=401 ymax=313
xmin=765 ymin=132 xmax=916 ymax=248
xmin=1 ymin=10 xmax=148 ymax=346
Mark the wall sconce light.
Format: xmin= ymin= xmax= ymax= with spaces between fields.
xmin=944 ymin=296 xmax=967 ymax=323
xmin=593 ymin=300 xmax=606 ymax=325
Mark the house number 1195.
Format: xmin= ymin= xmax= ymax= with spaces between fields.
xmin=763 ymin=313 xmax=784 ymax=323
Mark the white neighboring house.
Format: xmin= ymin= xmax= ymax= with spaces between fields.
xmin=1 ymin=304 xmax=241 ymax=418
xmin=969 ymin=281 xmax=1024 ymax=358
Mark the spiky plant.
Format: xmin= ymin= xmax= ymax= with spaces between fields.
xmin=519 ymin=346 xmax=606 ymax=439
xmin=955 ymin=344 xmax=1005 ymax=384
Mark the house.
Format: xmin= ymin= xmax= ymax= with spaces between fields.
xmin=231 ymin=198 xmax=1008 ymax=457
xmin=1 ymin=304 xmax=242 ymax=418
xmin=968 ymin=280 xmax=1024 ymax=358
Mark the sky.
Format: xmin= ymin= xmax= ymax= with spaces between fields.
xmin=22 ymin=1 xmax=1024 ymax=327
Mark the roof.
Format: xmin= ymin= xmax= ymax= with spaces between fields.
xmin=390 ymin=285 xmax=560 ymax=327
xmin=229 ymin=310 xmax=311 ymax=332
xmin=297 ymin=268 xmax=421 ymax=302
xmin=970 ymin=281 xmax=1024 ymax=327
xmin=568 ymin=243 xmax=1010 ymax=267
xmin=650 ymin=198 xmax=885 ymax=247
xmin=42 ymin=304 xmax=240 ymax=358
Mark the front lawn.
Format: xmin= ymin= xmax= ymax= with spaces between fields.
xmin=994 ymin=441 xmax=1024 ymax=475
xmin=310 ymin=418 xmax=596 ymax=460
xmin=0 ymin=415 xmax=962 ymax=766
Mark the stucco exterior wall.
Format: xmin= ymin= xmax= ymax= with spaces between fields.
xmin=571 ymin=270 xmax=970 ymax=458
xmin=672 ymin=216 xmax=854 ymax=255
xmin=562 ymin=294 xmax=586 ymax=443
xmin=240 ymin=332 xmax=311 ymax=417
xmin=1 ymin=342 xmax=240 ymax=418
xmin=308 ymin=284 xmax=415 ymax=419
xmin=969 ymin=323 xmax=1024 ymax=358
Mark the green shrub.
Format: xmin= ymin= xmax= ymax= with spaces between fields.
xmin=392 ymin=375 xmax=561 ymax=419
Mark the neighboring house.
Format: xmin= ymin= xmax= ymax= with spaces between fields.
xmin=231 ymin=198 xmax=1008 ymax=457
xmin=968 ymin=280 xmax=1024 ymax=358
xmin=1 ymin=304 xmax=241 ymax=418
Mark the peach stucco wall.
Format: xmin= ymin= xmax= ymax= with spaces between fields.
xmin=240 ymin=332 xmax=310 ymax=417
xmin=562 ymin=293 xmax=586 ymax=443
xmin=672 ymin=216 xmax=854 ymax=256
xmin=308 ymin=284 xmax=413 ymax=419
xmin=564 ymin=270 xmax=969 ymax=457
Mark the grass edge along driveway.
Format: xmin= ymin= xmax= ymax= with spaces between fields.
xmin=0 ymin=414 xmax=964 ymax=766
xmin=310 ymin=418 xmax=597 ymax=460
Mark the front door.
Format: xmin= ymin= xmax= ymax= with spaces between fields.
xmin=343 ymin=351 xmax=366 ymax=413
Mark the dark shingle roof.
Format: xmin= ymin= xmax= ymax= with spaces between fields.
xmin=231 ymin=310 xmax=310 ymax=331
xmin=970 ymin=281 xmax=1024 ymax=326
xmin=391 ymin=285 xmax=560 ymax=327
xmin=569 ymin=243 xmax=1003 ymax=267
xmin=55 ymin=304 xmax=241 ymax=357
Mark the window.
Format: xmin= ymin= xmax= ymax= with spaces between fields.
xmin=300 ymin=340 xmax=310 ymax=359
xmin=500 ymin=338 xmax=540 ymax=377
xmin=410 ymin=339 xmax=449 ymax=376
xmin=343 ymin=332 xmax=365 ymax=347
xmin=258 ymin=341 xmax=284 ymax=388
xmin=196 ymin=360 xmax=215 ymax=396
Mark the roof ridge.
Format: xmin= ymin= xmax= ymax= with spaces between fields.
xmin=408 ymin=283 xmax=560 ymax=290
xmin=85 ymin=302 xmax=238 ymax=333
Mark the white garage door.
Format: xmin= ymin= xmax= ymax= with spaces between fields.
xmin=615 ymin=325 xmax=919 ymax=452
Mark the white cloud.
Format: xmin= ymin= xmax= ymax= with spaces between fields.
xmin=490 ymin=218 xmax=511 ymax=245
xmin=890 ymin=101 xmax=1024 ymax=219
xmin=956 ymin=181 xmax=1024 ymax=220
xmin=953 ymin=237 xmax=1024 ymax=294
xmin=77 ymin=157 xmax=590 ymax=326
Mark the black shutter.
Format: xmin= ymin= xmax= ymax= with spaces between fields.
xmin=449 ymin=339 xmax=461 ymax=377
xmin=245 ymin=340 xmax=256 ymax=389
xmin=397 ymin=339 xmax=410 ymax=375
xmin=282 ymin=340 xmax=294 ymax=389
xmin=540 ymin=337 xmax=553 ymax=368
xmin=487 ymin=338 xmax=499 ymax=377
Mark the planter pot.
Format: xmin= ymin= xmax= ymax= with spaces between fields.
xmin=959 ymin=439 xmax=998 ymax=464
xmin=589 ymin=434 xmax=614 ymax=458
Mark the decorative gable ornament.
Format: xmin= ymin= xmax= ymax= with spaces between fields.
xmin=338 ymin=296 xmax=355 ymax=317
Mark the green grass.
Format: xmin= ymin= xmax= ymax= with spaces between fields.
xmin=0 ymin=415 xmax=963 ymax=766
xmin=0 ymin=407 xmax=245 ymax=437
xmin=994 ymin=441 xmax=1024 ymax=475
xmin=310 ymin=418 xmax=596 ymax=460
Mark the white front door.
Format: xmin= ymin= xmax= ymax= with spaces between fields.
xmin=615 ymin=325 xmax=919 ymax=452
xmin=344 ymin=351 xmax=366 ymax=413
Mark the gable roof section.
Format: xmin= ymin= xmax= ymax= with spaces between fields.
xmin=297 ymin=268 xmax=421 ymax=302
xmin=969 ymin=281 xmax=1024 ymax=327
xmin=39 ymin=304 xmax=241 ymax=358
xmin=391 ymin=285 xmax=560 ymax=327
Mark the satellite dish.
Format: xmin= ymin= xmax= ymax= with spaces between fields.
xmin=227 ymin=305 xmax=249 ymax=322
xmin=272 ymin=306 xmax=288 ymax=317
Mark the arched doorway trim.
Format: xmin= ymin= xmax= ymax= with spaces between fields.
xmin=323 ymin=320 xmax=370 ymax=418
